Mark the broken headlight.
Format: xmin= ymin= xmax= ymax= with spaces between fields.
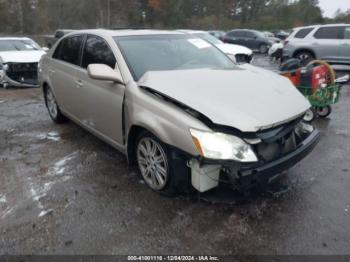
xmin=0 ymin=63 xmax=8 ymax=71
xmin=190 ymin=129 xmax=258 ymax=162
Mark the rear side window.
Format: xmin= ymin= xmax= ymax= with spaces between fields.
xmin=228 ymin=31 xmax=243 ymax=37
xmin=294 ymin=28 xmax=314 ymax=39
xmin=244 ymin=31 xmax=256 ymax=38
xmin=82 ymin=35 xmax=116 ymax=69
xmin=53 ymin=35 xmax=83 ymax=66
xmin=344 ymin=27 xmax=350 ymax=39
xmin=314 ymin=27 xmax=343 ymax=39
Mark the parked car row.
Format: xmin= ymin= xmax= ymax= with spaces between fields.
xmin=209 ymin=29 xmax=285 ymax=54
xmin=178 ymin=30 xmax=254 ymax=63
xmin=222 ymin=29 xmax=281 ymax=54
xmin=38 ymin=29 xmax=319 ymax=196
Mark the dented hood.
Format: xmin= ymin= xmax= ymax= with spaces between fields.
xmin=0 ymin=50 xmax=46 ymax=63
xmin=138 ymin=65 xmax=310 ymax=132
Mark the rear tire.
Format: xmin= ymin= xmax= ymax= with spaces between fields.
xmin=295 ymin=51 xmax=315 ymax=66
xmin=44 ymin=86 xmax=67 ymax=124
xmin=259 ymin=44 xmax=268 ymax=54
xmin=135 ymin=131 xmax=191 ymax=197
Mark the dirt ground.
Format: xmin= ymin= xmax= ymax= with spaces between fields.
xmin=0 ymin=56 xmax=350 ymax=255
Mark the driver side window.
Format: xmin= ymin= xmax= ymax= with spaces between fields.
xmin=245 ymin=32 xmax=256 ymax=39
xmin=81 ymin=35 xmax=116 ymax=69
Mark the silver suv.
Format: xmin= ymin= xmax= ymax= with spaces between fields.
xmin=283 ymin=24 xmax=350 ymax=64
xmin=39 ymin=29 xmax=319 ymax=196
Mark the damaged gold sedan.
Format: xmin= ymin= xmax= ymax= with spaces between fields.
xmin=39 ymin=29 xmax=320 ymax=196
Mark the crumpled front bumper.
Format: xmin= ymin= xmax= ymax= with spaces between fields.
xmin=0 ymin=70 xmax=39 ymax=88
xmin=237 ymin=129 xmax=320 ymax=190
xmin=191 ymin=128 xmax=320 ymax=192
xmin=0 ymin=64 xmax=39 ymax=87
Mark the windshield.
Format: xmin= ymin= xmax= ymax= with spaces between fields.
xmin=115 ymin=35 xmax=234 ymax=81
xmin=0 ymin=39 xmax=40 ymax=52
xmin=193 ymin=33 xmax=222 ymax=45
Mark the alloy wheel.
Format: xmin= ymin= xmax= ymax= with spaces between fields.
xmin=297 ymin=52 xmax=313 ymax=65
xmin=136 ymin=137 xmax=169 ymax=191
xmin=260 ymin=44 xmax=268 ymax=54
xmin=46 ymin=88 xmax=58 ymax=119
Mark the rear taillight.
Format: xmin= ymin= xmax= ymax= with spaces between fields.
xmin=283 ymin=40 xmax=289 ymax=47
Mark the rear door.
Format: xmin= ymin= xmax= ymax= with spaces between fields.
xmin=75 ymin=35 xmax=125 ymax=146
xmin=339 ymin=26 xmax=350 ymax=63
xmin=225 ymin=31 xmax=244 ymax=45
xmin=244 ymin=31 xmax=258 ymax=49
xmin=312 ymin=26 xmax=344 ymax=62
xmin=49 ymin=35 xmax=84 ymax=119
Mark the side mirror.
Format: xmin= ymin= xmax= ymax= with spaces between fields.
xmin=87 ymin=64 xmax=124 ymax=84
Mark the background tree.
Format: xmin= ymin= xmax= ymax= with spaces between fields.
xmin=0 ymin=0 xmax=334 ymax=36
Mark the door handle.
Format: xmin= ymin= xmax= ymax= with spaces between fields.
xmin=75 ymin=80 xmax=83 ymax=88
xmin=49 ymin=68 xmax=55 ymax=75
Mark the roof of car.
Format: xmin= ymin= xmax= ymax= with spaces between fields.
xmin=229 ymin=29 xmax=261 ymax=33
xmin=66 ymin=29 xmax=184 ymax=37
xmin=0 ymin=37 xmax=33 ymax=41
xmin=177 ymin=30 xmax=207 ymax=34
xmin=293 ymin=23 xmax=350 ymax=30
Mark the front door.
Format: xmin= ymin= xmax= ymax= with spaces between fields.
xmin=312 ymin=26 xmax=344 ymax=63
xmin=339 ymin=26 xmax=350 ymax=63
xmin=75 ymin=35 xmax=125 ymax=146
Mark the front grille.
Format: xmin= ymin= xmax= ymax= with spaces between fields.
xmin=6 ymin=62 xmax=38 ymax=85
xmin=256 ymin=132 xmax=297 ymax=162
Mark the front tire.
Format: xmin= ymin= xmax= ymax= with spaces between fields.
xmin=135 ymin=131 xmax=190 ymax=196
xmin=44 ymin=87 xmax=67 ymax=124
xmin=259 ymin=44 xmax=268 ymax=54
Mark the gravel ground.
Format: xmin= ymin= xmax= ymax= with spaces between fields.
xmin=0 ymin=55 xmax=350 ymax=255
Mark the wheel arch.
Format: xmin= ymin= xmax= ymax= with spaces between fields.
xmin=42 ymin=82 xmax=50 ymax=106
xmin=126 ymin=124 xmax=193 ymax=195
xmin=126 ymin=124 xmax=173 ymax=165
xmin=126 ymin=123 xmax=193 ymax=165
xmin=127 ymin=125 xmax=148 ymax=164
xmin=292 ymin=48 xmax=316 ymax=59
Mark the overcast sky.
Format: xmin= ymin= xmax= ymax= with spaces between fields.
xmin=319 ymin=0 xmax=350 ymax=18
